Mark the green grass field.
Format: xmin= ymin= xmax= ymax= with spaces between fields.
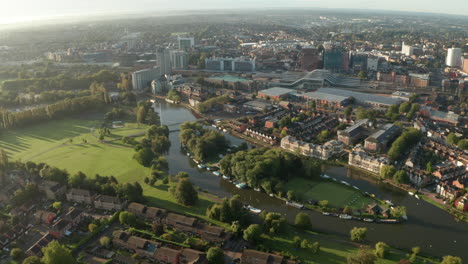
xmin=285 ymin=178 xmax=374 ymax=210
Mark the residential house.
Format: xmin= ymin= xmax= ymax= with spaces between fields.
xmin=164 ymin=213 xmax=197 ymax=233
xmin=26 ymin=232 xmax=56 ymax=257
xmin=94 ymin=195 xmax=125 ymax=211
xmin=180 ymin=248 xmax=207 ymax=264
xmin=65 ymin=208 xmax=85 ymax=227
xmin=127 ymin=202 xmax=166 ymax=222
xmin=34 ymin=210 xmax=56 ymax=225
xmin=154 ymin=247 xmax=181 ymax=264
xmin=50 ymin=219 xmax=72 ymax=238
xmin=244 ymin=129 xmax=278 ymax=145
xmin=66 ymin=188 xmax=94 ymax=205
xmin=436 ymin=182 xmax=461 ymax=200
xmin=281 ymin=136 xmax=344 ymax=160
xmin=197 ymin=224 xmax=228 ymax=244
xmin=241 ymin=249 xmax=284 ymax=264
xmin=39 ymin=180 xmax=66 ymax=200
xmin=455 ymin=195 xmax=468 ymax=212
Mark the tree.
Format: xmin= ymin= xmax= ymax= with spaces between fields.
xmin=243 ymin=224 xmax=262 ymax=243
xmin=347 ymin=247 xmax=377 ymax=264
xmin=293 ymin=236 xmax=302 ymax=248
xmin=344 ymin=106 xmax=353 ymax=117
xmin=457 ymin=139 xmax=468 ymax=150
xmin=22 ymin=256 xmax=42 ymax=264
xmin=426 ymin=161 xmax=433 ymax=173
xmin=119 ymin=211 xmax=137 ymax=227
xmin=41 ymin=240 xmax=74 ymax=264
xmin=295 ymin=212 xmax=311 ymax=229
xmin=287 ymin=190 xmax=296 ymax=200
xmin=88 ymin=223 xmax=98 ymax=232
xmin=99 ymin=236 xmax=111 ymax=248
xmin=399 ymin=102 xmax=411 ymax=113
xmin=393 ymin=170 xmax=409 ymax=184
xmin=206 ymin=247 xmax=224 ymax=264
xmin=171 ymin=178 xmax=198 ymax=206
xmin=300 ymin=239 xmax=310 ymax=249
xmin=317 ymin=130 xmax=330 ymax=142
xmin=52 ymin=201 xmax=62 ymax=211
xmin=350 ymin=227 xmax=367 ymax=242
xmin=10 ymin=248 xmax=23 ymax=260
xmin=441 ymin=256 xmax=462 ymax=264
xmin=133 ymin=147 xmax=155 ymax=167
xmin=262 ymin=212 xmax=286 ymax=234
xmin=447 ymin=133 xmax=459 ymax=145
xmin=310 ymin=242 xmax=320 ymax=254
xmin=380 ymin=165 xmax=396 ymax=179
xmin=374 ymin=242 xmax=388 ymax=258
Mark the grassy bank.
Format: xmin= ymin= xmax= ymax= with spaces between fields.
xmin=285 ymin=177 xmax=374 ymax=210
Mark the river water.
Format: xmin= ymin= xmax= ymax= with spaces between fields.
xmin=154 ymin=99 xmax=468 ymax=259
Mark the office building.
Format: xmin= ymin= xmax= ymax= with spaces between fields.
xmin=446 ymin=48 xmax=462 ymax=67
xmin=323 ymin=48 xmax=347 ymax=72
xmin=299 ymin=47 xmax=321 ymax=71
xmin=178 ymin=37 xmax=195 ymax=50
xmin=401 ymin=42 xmax=414 ymax=56
xmin=132 ymin=67 xmax=160 ymax=91
xmin=349 ymin=52 xmax=367 ymax=72
xmin=367 ymin=56 xmax=379 ymax=71
xmin=170 ymin=50 xmax=188 ymax=69
xmin=157 ymin=48 xmax=172 ymax=75
xmin=205 ymin=57 xmax=255 ymax=72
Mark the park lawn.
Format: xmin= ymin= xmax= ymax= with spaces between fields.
xmin=285 ymin=178 xmax=374 ymax=210
xmin=261 ymin=225 xmax=431 ymax=264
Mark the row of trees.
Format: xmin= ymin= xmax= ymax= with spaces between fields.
xmin=136 ymin=102 xmax=160 ymax=126
xmin=1 ymin=69 xmax=119 ymax=93
xmin=387 ymin=128 xmax=423 ymax=161
xmin=206 ymin=195 xmax=249 ymax=224
xmin=447 ymin=132 xmax=468 ymax=150
xmin=180 ymin=122 xmax=228 ymax=161
xmin=0 ymin=95 xmax=105 ymax=129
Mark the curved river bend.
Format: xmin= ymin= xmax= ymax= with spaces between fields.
xmin=154 ymin=99 xmax=468 ymax=259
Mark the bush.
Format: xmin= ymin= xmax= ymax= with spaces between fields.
xmin=350 ymin=227 xmax=367 ymax=242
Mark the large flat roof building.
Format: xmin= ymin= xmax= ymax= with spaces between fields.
xmin=302 ymin=91 xmax=350 ymax=107
xmin=317 ymin=88 xmax=402 ymax=107
xmin=364 ymin=124 xmax=401 ymax=151
xmin=258 ymin=87 xmax=294 ymax=100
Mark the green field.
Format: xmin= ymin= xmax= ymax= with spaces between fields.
xmin=285 ymin=178 xmax=374 ymax=210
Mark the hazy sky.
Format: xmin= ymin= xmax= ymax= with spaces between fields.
xmin=0 ymin=0 xmax=467 ymax=24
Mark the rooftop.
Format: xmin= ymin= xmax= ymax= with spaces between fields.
xmin=259 ymin=87 xmax=295 ymax=97
xmin=208 ymin=75 xmax=251 ymax=82
xmin=317 ymin=88 xmax=401 ymax=106
xmin=302 ymin=91 xmax=349 ymax=103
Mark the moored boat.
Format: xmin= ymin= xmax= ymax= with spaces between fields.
xmin=222 ymin=175 xmax=231 ymax=180
xmin=213 ymin=171 xmax=222 ymax=177
xmin=286 ymin=201 xmax=305 ymax=209
xmin=245 ymin=205 xmax=262 ymax=214
xmin=339 ymin=214 xmax=352 ymax=220
xmin=197 ymin=164 xmax=206 ymax=169
xmin=363 ymin=218 xmax=374 ymax=223
xmin=408 ymin=191 xmax=414 ymax=196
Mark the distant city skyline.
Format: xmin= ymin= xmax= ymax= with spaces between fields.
xmin=0 ymin=0 xmax=467 ymax=25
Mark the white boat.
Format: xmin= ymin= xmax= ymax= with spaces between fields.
xmin=385 ymin=200 xmax=394 ymax=206
xmin=254 ymin=188 xmax=261 ymax=192
xmin=353 ymin=186 xmax=360 ymax=190
xmin=245 ymin=205 xmax=262 ymax=214
xmin=197 ymin=164 xmax=206 ymax=169
xmin=363 ymin=218 xmax=374 ymax=223
xmin=269 ymin=193 xmax=274 ymax=197
xmin=192 ymin=158 xmax=199 ymax=164
xmin=286 ymin=201 xmax=305 ymax=209
xmin=415 ymin=195 xmax=420 ymax=199
xmin=322 ymin=212 xmax=331 ymax=216
xmin=222 ymin=129 xmax=228 ymax=133
xmin=213 ymin=171 xmax=222 ymax=177
xmin=320 ymin=174 xmax=331 ymax=179
xmin=186 ymin=153 xmax=191 ymax=156
xmin=339 ymin=214 xmax=352 ymax=220
xmin=236 ymin=183 xmax=248 ymax=189
xmin=408 ymin=192 xmax=414 ymax=196
xmin=211 ymin=124 xmax=217 ymax=128
xmin=341 ymin=181 xmax=351 ymax=186
xmin=222 ymin=175 xmax=231 ymax=180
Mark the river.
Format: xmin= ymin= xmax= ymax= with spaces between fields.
xmin=154 ymin=99 xmax=468 ymax=259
